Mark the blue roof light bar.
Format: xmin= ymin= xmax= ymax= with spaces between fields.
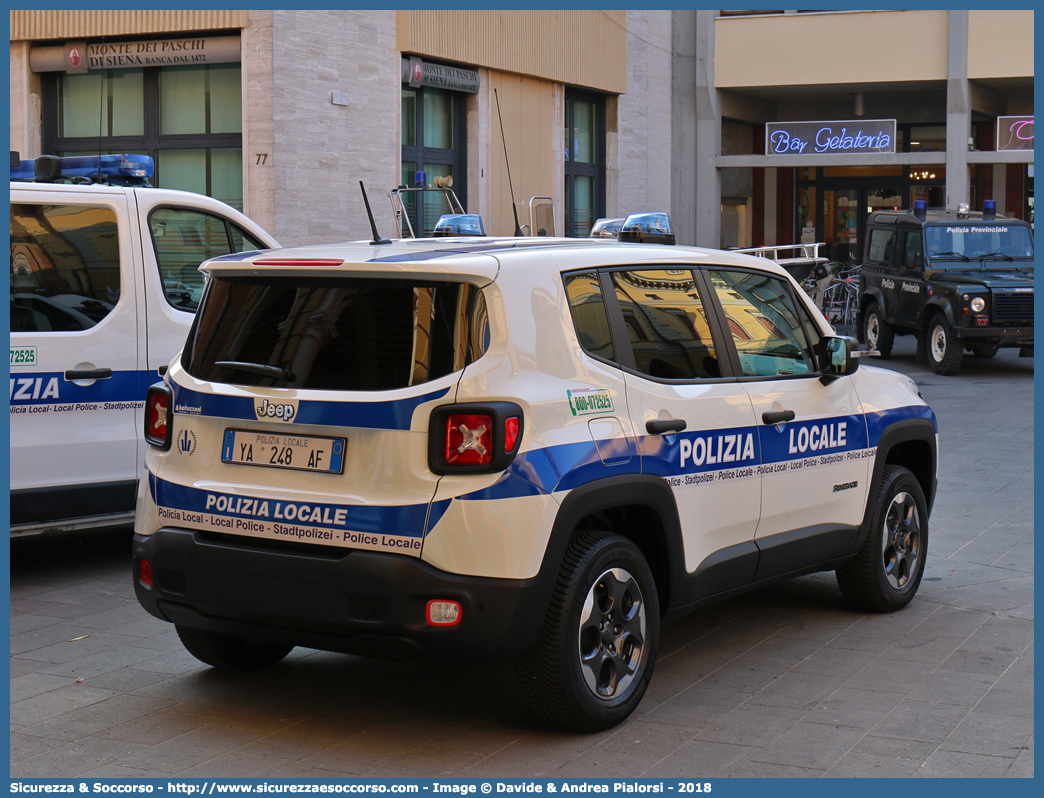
xmin=10 ymin=154 xmax=155 ymax=186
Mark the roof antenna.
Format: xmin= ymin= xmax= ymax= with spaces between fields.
xmin=359 ymin=181 xmax=391 ymax=245
xmin=494 ymin=88 xmax=523 ymax=237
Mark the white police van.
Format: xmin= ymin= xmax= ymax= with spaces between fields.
xmin=133 ymin=229 xmax=937 ymax=730
xmin=10 ymin=154 xmax=278 ymax=536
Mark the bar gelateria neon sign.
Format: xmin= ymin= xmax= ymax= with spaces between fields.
xmin=766 ymin=119 xmax=896 ymax=155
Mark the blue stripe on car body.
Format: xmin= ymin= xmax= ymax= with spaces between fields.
xmin=454 ymin=405 xmax=934 ymax=501
xmin=865 ymin=404 xmax=938 ymax=444
xmin=9 ymin=369 xmax=143 ymax=405
xmin=170 ymin=382 xmax=449 ymax=431
xmin=149 ymin=473 xmax=444 ymax=538
xmin=158 ymin=391 xmax=935 ymax=526
xmin=149 ymin=404 xmax=934 ymax=545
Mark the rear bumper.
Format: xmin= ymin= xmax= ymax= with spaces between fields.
xmin=133 ymin=528 xmax=547 ymax=662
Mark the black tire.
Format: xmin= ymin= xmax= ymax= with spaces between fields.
xmin=836 ymin=465 xmax=929 ymax=612
xmin=516 ymin=529 xmax=659 ymax=731
xmin=176 ymin=625 xmax=293 ymax=671
xmin=925 ymin=313 xmax=963 ymax=375
xmin=862 ymin=301 xmax=895 ymax=358
xmin=970 ymin=342 xmax=999 ymax=358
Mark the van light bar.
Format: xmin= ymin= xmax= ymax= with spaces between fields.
xmin=11 ymin=154 xmax=154 ymax=186
xmin=619 ymin=212 xmax=675 ymax=245
xmin=251 ymin=259 xmax=345 ymax=266
xmin=433 ymin=214 xmax=486 ymax=237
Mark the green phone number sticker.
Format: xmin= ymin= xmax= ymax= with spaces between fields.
xmin=10 ymin=346 xmax=37 ymax=367
xmin=567 ymin=388 xmax=614 ymax=416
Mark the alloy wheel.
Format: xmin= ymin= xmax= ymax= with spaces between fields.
xmin=881 ymin=491 xmax=921 ymax=590
xmin=577 ymin=567 xmax=646 ymax=699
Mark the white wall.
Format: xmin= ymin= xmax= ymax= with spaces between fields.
xmin=271 ymin=10 xmax=401 ymax=247
xmin=615 ymin=11 xmax=674 ymax=220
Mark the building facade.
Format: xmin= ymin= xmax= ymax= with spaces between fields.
xmin=9 ymin=9 xmax=674 ymax=247
xmin=10 ymin=10 xmax=1033 ymax=253
xmin=696 ymin=8 xmax=1034 ymax=258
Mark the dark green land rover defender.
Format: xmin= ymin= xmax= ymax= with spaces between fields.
xmin=858 ymin=201 xmax=1034 ymax=375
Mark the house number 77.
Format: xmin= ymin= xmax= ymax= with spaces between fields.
xmin=255 ymin=153 xmax=268 ymax=165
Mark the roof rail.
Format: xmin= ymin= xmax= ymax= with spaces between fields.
xmin=731 ymin=242 xmax=827 ymax=266
xmin=389 ymin=185 xmax=465 ymax=238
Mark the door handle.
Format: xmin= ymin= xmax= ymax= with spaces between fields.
xmin=646 ymin=418 xmax=687 ymax=435
xmin=762 ymin=410 xmax=795 ymax=425
xmin=64 ymin=368 xmax=113 ymax=381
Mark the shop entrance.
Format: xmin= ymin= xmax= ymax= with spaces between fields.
xmin=797 ymin=167 xmax=945 ymax=264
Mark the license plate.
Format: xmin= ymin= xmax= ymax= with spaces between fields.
xmin=221 ymin=429 xmax=345 ymax=474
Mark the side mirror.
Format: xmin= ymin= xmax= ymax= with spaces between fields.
xmin=818 ymin=335 xmax=861 ymax=384
xmin=905 ymin=250 xmax=920 ymax=269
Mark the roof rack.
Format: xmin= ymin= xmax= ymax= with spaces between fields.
xmin=730 ymin=242 xmax=828 ymax=282
xmin=389 ymin=185 xmax=465 ymax=238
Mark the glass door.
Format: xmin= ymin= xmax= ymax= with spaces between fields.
xmin=564 ymin=91 xmax=604 ymax=237
xmin=821 ymin=187 xmax=910 ymax=264
xmin=822 ymin=189 xmax=860 ymax=264
xmin=866 ymin=187 xmax=904 ymax=214
xmin=801 ymin=167 xmax=943 ymax=265
xmin=400 ymin=86 xmax=465 ymax=236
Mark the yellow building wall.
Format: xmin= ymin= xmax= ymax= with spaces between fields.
xmin=397 ymin=10 xmax=626 ymax=95
xmin=715 ymin=10 xmax=949 ymax=87
xmin=9 ymin=10 xmax=249 ymax=40
xmin=9 ymin=41 xmax=40 ymax=159
xmin=968 ymin=10 xmax=1034 ymax=79
xmin=485 ymin=72 xmax=559 ymax=238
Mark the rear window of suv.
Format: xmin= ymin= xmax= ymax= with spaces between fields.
xmin=183 ymin=276 xmax=488 ymax=391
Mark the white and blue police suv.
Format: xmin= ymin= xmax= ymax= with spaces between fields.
xmin=133 ymin=230 xmax=938 ymax=731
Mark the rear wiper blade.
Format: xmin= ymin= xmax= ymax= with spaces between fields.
xmin=215 ymin=360 xmax=296 ymax=382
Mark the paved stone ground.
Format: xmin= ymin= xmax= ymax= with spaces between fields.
xmin=10 ymin=337 xmax=1033 ymax=778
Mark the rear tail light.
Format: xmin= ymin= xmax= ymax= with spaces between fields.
xmin=144 ymin=383 xmax=173 ymax=449
xmin=426 ymin=600 xmax=462 ymax=626
xmin=139 ymin=559 xmax=153 ymax=587
xmin=429 ymin=402 xmax=524 ymax=474
xmin=446 ymin=413 xmax=493 ymax=466
xmin=504 ymin=417 xmax=520 ymax=452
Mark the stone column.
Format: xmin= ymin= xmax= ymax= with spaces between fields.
xmin=9 ymin=41 xmax=42 ymax=159
xmin=671 ymin=11 xmax=697 ymax=246
xmin=945 ymin=10 xmax=971 ymax=212
xmin=241 ymin=11 xmax=275 ymax=232
xmin=693 ymin=9 xmax=721 ymax=249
